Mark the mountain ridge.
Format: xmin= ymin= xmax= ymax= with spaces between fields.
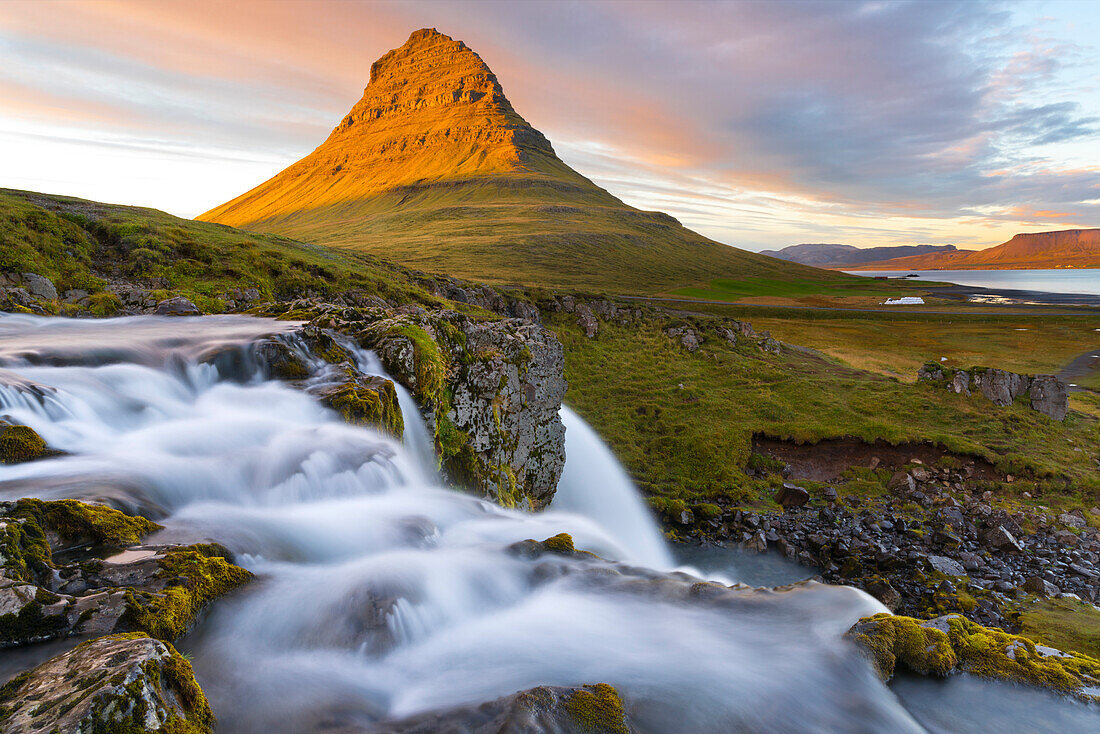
xmin=845 ymin=229 xmax=1100 ymax=270
xmin=200 ymin=28 xmax=845 ymax=293
xmin=761 ymin=243 xmax=958 ymax=268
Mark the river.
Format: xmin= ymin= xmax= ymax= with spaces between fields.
xmin=0 ymin=314 xmax=1096 ymax=733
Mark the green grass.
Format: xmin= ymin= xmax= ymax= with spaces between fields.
xmin=670 ymin=275 xmax=935 ymax=304
xmin=0 ymin=188 xmax=440 ymax=312
xmin=1017 ymin=597 xmax=1100 ymax=658
xmin=547 ymin=311 xmax=1100 ymax=509
xmin=739 ymin=314 xmax=1100 ymax=380
xmin=212 ymin=173 xmax=858 ymax=294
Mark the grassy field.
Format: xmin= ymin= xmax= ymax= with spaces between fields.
xmin=733 ymin=313 xmax=1100 ymax=380
xmin=668 ymin=275 xmax=940 ymax=306
xmin=546 ymin=310 xmax=1100 ymax=512
xmin=0 ymin=189 xmax=438 ymax=312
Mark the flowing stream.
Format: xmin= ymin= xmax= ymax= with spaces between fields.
xmin=0 ymin=314 xmax=1096 ymax=733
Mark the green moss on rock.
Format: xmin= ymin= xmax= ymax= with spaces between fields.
xmin=0 ymin=425 xmax=47 ymax=463
xmin=848 ymin=613 xmax=1100 ymax=698
xmin=320 ymin=376 xmax=404 ymax=437
xmin=542 ymin=533 xmax=576 ymax=553
xmin=565 ymin=684 xmax=630 ymax=734
xmin=122 ymin=545 xmax=251 ymax=641
xmin=12 ymin=498 xmax=161 ymax=548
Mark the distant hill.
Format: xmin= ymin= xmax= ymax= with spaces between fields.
xmin=760 ymin=243 xmax=957 ymax=268
xmin=847 ymin=229 xmax=1100 ymax=270
xmin=200 ymin=28 xmax=847 ymax=293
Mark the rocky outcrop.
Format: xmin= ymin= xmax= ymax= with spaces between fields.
xmin=918 ymin=364 xmax=1069 ymax=420
xmin=0 ymin=633 xmax=214 ymax=734
xmin=357 ymin=309 xmax=567 ymax=508
xmin=847 ymin=613 xmax=1100 ymax=700
xmin=376 ymin=684 xmax=634 ymax=734
xmin=0 ymin=499 xmax=250 ymax=647
xmin=0 ymin=424 xmax=49 ymax=464
xmin=250 ymin=303 xmax=568 ymax=508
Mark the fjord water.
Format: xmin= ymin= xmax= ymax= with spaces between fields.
xmin=0 ymin=314 xmax=1093 ymax=733
xmin=847 ymin=269 xmax=1100 ymax=296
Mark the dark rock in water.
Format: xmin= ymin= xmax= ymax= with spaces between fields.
xmin=775 ymin=483 xmax=810 ymax=509
xmin=253 ymin=338 xmax=313 ymax=381
xmin=865 ymin=578 xmax=901 ymax=611
xmin=20 ymin=273 xmax=57 ymax=300
xmin=154 ymin=296 xmax=201 ymax=316
xmin=0 ymin=633 xmax=214 ymax=734
xmin=312 ymin=374 xmax=404 ymax=437
xmin=846 ymin=613 xmax=1100 ymax=701
xmin=373 ymin=683 xmax=634 ymax=734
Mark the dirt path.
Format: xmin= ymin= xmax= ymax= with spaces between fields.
xmin=1059 ymin=346 xmax=1100 ymax=392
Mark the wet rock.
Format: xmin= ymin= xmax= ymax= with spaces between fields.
xmin=312 ymin=374 xmax=404 ymax=437
xmin=775 ymin=483 xmax=810 ymax=509
xmin=253 ymin=338 xmax=313 ymax=381
xmin=358 ymin=311 xmax=567 ymax=508
xmin=865 ymin=579 xmax=901 ymax=611
xmin=154 ymin=296 xmax=200 ymax=316
xmin=20 ymin=273 xmax=57 ymax=300
xmin=375 ymin=683 xmax=634 ymax=734
xmin=847 ymin=613 xmax=1100 ymax=700
xmin=0 ymin=633 xmax=214 ymax=734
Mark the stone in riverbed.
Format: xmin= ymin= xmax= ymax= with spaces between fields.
xmin=0 ymin=633 xmax=214 ymax=734
xmin=775 ymin=483 xmax=810 ymax=509
xmin=374 ymin=683 xmax=634 ymax=733
xmin=154 ymin=296 xmax=200 ymax=316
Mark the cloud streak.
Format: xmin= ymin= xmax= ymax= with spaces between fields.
xmin=0 ymin=0 xmax=1097 ymax=249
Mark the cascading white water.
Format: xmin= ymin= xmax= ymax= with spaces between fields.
xmin=552 ymin=406 xmax=673 ymax=570
xmin=0 ymin=314 xmax=946 ymax=733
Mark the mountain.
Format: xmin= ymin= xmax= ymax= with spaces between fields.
xmin=200 ymin=28 xmax=844 ymax=293
xmin=760 ymin=243 xmax=958 ymax=268
xmin=847 ymin=229 xmax=1100 ymax=270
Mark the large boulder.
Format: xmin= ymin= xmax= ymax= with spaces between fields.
xmin=0 ymin=633 xmax=214 ymax=734
xmin=359 ymin=312 xmax=567 ymax=508
xmin=847 ymin=613 xmax=1100 ymax=700
xmin=1029 ymin=375 xmax=1068 ymax=420
xmin=19 ymin=273 xmax=57 ymax=300
xmin=375 ymin=683 xmax=634 ymax=734
xmin=918 ymin=365 xmax=1068 ymax=420
xmin=154 ymin=296 xmax=200 ymax=317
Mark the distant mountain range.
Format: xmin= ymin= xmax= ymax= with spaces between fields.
xmin=764 ymin=230 xmax=1100 ymax=270
xmin=844 ymin=229 xmax=1100 ymax=270
xmin=200 ymin=28 xmax=841 ymax=293
xmin=760 ymin=243 xmax=957 ymax=268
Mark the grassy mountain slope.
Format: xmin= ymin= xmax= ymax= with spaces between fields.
xmin=0 ymin=188 xmax=437 ymax=311
xmin=200 ymin=28 xmax=849 ymax=293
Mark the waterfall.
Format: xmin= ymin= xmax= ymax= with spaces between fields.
xmin=552 ymin=406 xmax=673 ymax=569
xmin=0 ymin=314 xmax=929 ymax=734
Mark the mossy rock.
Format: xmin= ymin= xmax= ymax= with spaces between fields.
xmin=848 ymin=613 xmax=1100 ymax=699
xmin=0 ymin=425 xmax=47 ymax=463
xmin=565 ymin=683 xmax=630 ymax=734
xmin=0 ymin=632 xmax=214 ymax=733
xmin=318 ymin=375 xmax=404 ymax=437
xmin=0 ymin=499 xmax=161 ymax=584
xmin=122 ymin=543 xmax=252 ymax=641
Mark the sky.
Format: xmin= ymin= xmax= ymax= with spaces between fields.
xmin=1 ymin=0 xmax=1098 ymax=252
